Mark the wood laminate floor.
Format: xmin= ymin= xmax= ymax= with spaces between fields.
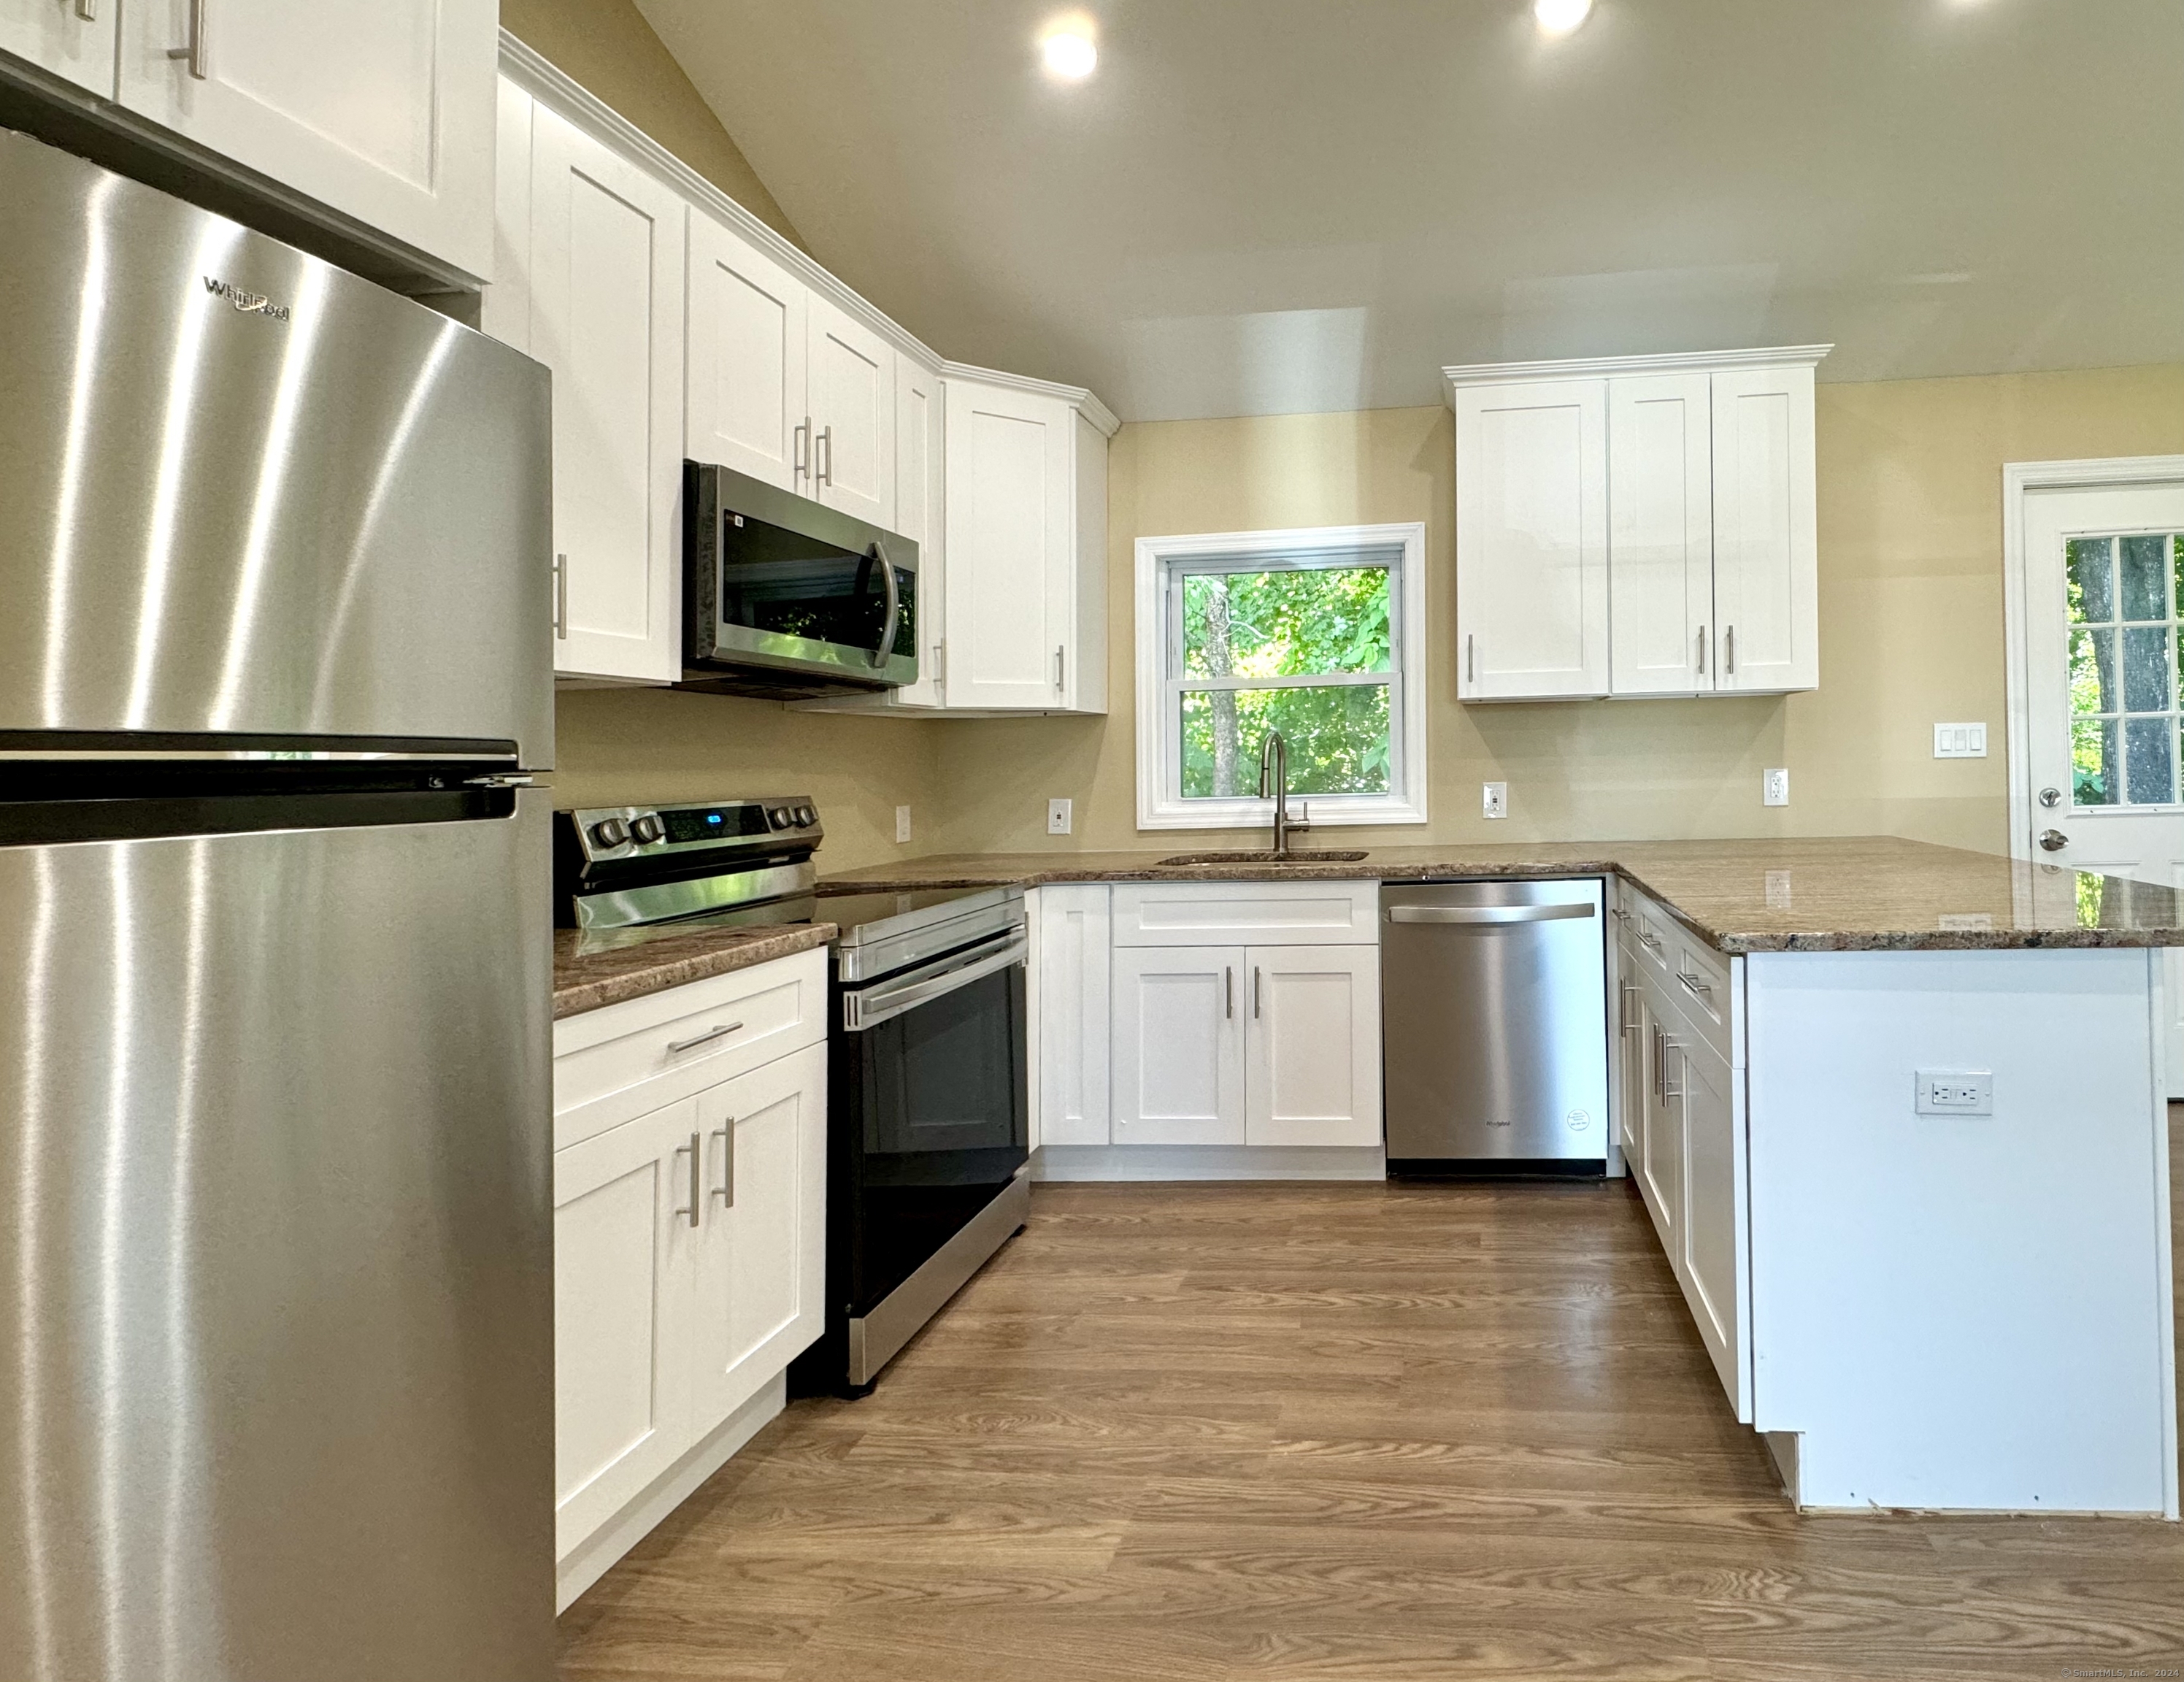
xmin=561 ymin=1113 xmax=2184 ymax=1681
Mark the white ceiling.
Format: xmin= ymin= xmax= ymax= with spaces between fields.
xmin=636 ymin=0 xmax=2184 ymax=423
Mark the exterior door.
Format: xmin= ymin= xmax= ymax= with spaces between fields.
xmin=1110 ymin=945 xmax=1245 ymax=1145
xmin=1454 ymin=378 xmax=1609 ymax=699
xmin=689 ymin=1043 xmax=826 ymax=1433
xmin=554 ymin=1097 xmax=698 ymax=1558
xmin=807 ymin=293 xmax=894 ymax=527
xmin=528 ymin=106 xmax=685 ymax=684
xmin=2019 ymin=472 xmax=2184 ymax=1088
xmin=1608 ymin=373 xmax=1714 ymax=696
xmin=945 ymin=379 xmax=1072 ymax=710
xmin=1710 ymin=364 xmax=1818 ymax=694
xmin=1244 ymin=945 xmax=1382 ymax=1147
xmin=0 ymin=0 xmax=116 ymax=95
xmin=686 ymin=211 xmax=807 ymax=492
xmin=115 ymin=0 xmax=496 ymax=277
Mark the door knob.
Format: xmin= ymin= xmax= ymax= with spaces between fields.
xmin=2037 ymin=829 xmax=2068 ymax=853
xmin=2039 ymin=786 xmax=2063 ymax=809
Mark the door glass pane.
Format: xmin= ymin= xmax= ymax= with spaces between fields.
xmin=2120 ymin=534 xmax=2169 ymax=621
xmin=2124 ymin=715 xmax=2175 ymax=804
xmin=2068 ymin=537 xmax=2115 ymax=622
xmin=2070 ymin=626 xmax=2116 ymax=714
xmin=1180 ymin=684 xmax=1392 ymax=799
xmin=2073 ymin=717 xmax=2118 ymax=806
xmin=2123 ymin=626 xmax=2173 ymax=713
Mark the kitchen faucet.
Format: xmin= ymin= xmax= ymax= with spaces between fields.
xmin=1258 ymin=731 xmax=1311 ymax=859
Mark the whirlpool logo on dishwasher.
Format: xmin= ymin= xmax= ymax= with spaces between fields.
xmin=203 ymin=275 xmax=291 ymax=321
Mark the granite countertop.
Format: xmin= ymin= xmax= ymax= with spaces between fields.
xmin=553 ymin=921 xmax=837 ymax=1019
xmin=817 ymin=835 xmax=2184 ymax=954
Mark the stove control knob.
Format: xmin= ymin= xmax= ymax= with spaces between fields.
xmin=796 ymin=804 xmax=816 ymax=826
xmin=630 ymin=814 xmax=666 ymax=845
xmin=588 ymin=818 xmax=629 ymax=850
xmin=769 ymin=806 xmax=793 ymax=829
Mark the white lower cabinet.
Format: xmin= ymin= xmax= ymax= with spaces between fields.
xmin=1111 ymin=945 xmax=1244 ymax=1145
xmin=1245 ymin=945 xmax=1381 ymax=1148
xmin=1035 ymin=884 xmax=1111 ymax=1146
xmin=1675 ymin=1031 xmax=1749 ymax=1417
xmin=552 ymin=955 xmax=826 ymax=1606
xmin=1637 ymin=991 xmax=1685 ymax=1259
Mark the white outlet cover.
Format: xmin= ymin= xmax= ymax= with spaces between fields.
xmin=1914 ymin=1068 xmax=1993 ymax=1115
xmin=1047 ymin=797 xmax=1073 ymax=835
xmin=1483 ymin=781 xmax=1508 ymax=819
xmin=1933 ymin=722 xmax=1988 ymax=759
xmin=895 ymin=804 xmax=912 ymax=843
xmin=1762 ymin=768 xmax=1789 ymax=807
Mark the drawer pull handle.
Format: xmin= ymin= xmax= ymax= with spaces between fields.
xmin=667 ymin=1021 xmax=742 ymax=1056
xmin=1677 ymin=970 xmax=1712 ymax=999
xmin=1637 ymin=931 xmax=1661 ymax=951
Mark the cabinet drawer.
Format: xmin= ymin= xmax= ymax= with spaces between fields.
xmin=553 ymin=949 xmax=826 ymax=1148
xmin=1642 ymin=942 xmax=1732 ymax=1067
xmin=1112 ymin=880 xmax=1377 ymax=946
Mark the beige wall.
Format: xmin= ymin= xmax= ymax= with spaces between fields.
xmin=934 ymin=364 xmax=2184 ymax=859
xmin=499 ymin=0 xmax=804 ymax=250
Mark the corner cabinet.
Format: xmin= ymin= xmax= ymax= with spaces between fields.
xmin=1447 ymin=347 xmax=1826 ymax=702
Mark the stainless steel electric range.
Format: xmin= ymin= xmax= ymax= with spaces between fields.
xmin=556 ymin=797 xmax=1030 ymax=1395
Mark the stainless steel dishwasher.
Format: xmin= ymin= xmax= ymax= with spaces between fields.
xmin=1380 ymin=879 xmax=1609 ymax=1175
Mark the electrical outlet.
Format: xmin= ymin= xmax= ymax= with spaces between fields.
xmin=1933 ymin=722 xmax=1988 ymax=759
xmin=1765 ymin=869 xmax=1793 ymax=910
xmin=1483 ymin=781 xmax=1508 ymax=820
xmin=1762 ymin=767 xmax=1789 ymax=807
xmin=895 ymin=804 xmax=912 ymax=844
xmin=1914 ymin=1068 xmax=1993 ymax=1116
xmin=1047 ymin=797 xmax=1073 ymax=836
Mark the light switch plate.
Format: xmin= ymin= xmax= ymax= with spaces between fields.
xmin=1933 ymin=722 xmax=1988 ymax=759
xmin=1762 ymin=768 xmax=1789 ymax=807
xmin=1483 ymin=781 xmax=1508 ymax=820
xmin=1047 ymin=797 xmax=1073 ymax=835
xmin=895 ymin=804 xmax=912 ymax=844
xmin=1915 ymin=1068 xmax=1993 ymax=1115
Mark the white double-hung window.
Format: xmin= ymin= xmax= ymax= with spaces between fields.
xmin=1134 ymin=522 xmax=1428 ymax=830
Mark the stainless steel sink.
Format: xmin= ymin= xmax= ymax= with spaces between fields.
xmin=1157 ymin=849 xmax=1369 ymax=866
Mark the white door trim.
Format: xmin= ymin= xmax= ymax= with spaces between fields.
xmin=2001 ymin=457 xmax=2184 ymax=861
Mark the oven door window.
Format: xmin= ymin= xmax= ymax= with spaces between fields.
xmin=718 ymin=517 xmax=915 ymax=658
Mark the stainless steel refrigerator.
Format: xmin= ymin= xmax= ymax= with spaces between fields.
xmin=0 ymin=132 xmax=555 ymax=1679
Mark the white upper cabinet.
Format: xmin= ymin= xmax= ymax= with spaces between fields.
xmin=1453 ymin=378 xmax=1610 ymax=700
xmin=807 ymin=293 xmax=894 ymax=526
xmin=1710 ymin=362 xmax=1819 ymax=694
xmin=942 ymin=371 xmax=1111 ymax=714
xmin=1447 ymin=347 xmax=1826 ymax=703
xmin=1609 ymin=374 xmax=1715 ymax=696
xmin=685 ymin=210 xmax=807 ymax=491
xmin=525 ymin=104 xmax=685 ymax=684
xmin=112 ymin=0 xmax=496 ymax=278
xmin=1 ymin=0 xmax=117 ymax=96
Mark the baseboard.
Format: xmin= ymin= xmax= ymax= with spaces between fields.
xmin=1034 ymin=1144 xmax=1388 ymax=1182
xmin=555 ymin=1372 xmax=787 ymax=1614
xmin=1764 ymin=1429 xmax=1801 ymax=1505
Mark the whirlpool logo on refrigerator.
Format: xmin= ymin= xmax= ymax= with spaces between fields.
xmin=203 ymin=275 xmax=291 ymax=321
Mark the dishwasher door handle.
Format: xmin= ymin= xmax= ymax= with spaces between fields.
xmin=1385 ymin=902 xmax=1596 ymax=926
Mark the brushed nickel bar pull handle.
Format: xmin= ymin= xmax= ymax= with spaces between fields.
xmin=710 ymin=1124 xmax=734 ymax=1207
xmin=1620 ymin=983 xmax=1639 ymax=1035
xmin=1253 ymin=966 xmax=1261 ymax=1019
xmin=1055 ymin=645 xmax=1066 ymax=691
xmin=1466 ymin=633 xmax=1474 ymax=685
xmin=1662 ymin=1040 xmax=1686 ymax=1102
xmin=674 ymin=1132 xmax=700 ymax=1227
xmin=666 ymin=1021 xmax=742 ymax=1056
xmin=793 ymin=418 xmax=810 ymax=478
xmin=167 ymin=0 xmax=207 ymax=77
xmin=1225 ymin=966 xmax=1234 ymax=1019
xmin=1677 ymin=969 xmax=1712 ymax=999
xmin=818 ymin=425 xmax=833 ymax=486
xmin=75 ymin=0 xmax=98 ymax=20
xmin=1726 ymin=624 xmax=1735 ymax=675
xmin=553 ymin=553 xmax=569 ymax=640
xmin=1697 ymin=623 xmax=1707 ymax=674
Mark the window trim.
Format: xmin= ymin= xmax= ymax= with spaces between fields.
xmin=1134 ymin=522 xmax=1429 ymax=832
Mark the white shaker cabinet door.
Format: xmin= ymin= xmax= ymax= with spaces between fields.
xmin=1454 ymin=378 xmax=1609 ymax=700
xmin=1608 ymin=373 xmax=1715 ymax=696
xmin=528 ymin=107 xmax=685 ymax=684
xmin=1111 ymin=945 xmax=1245 ymax=1146
xmin=1710 ymin=363 xmax=1818 ymax=694
xmin=689 ymin=1042 xmax=826 ymax=1435
xmin=0 ymin=0 xmax=116 ymax=96
xmin=891 ymin=356 xmax=945 ymax=706
xmin=115 ymin=0 xmax=496 ymax=278
xmin=553 ymin=1097 xmax=700 ymax=1561
xmin=1677 ymin=1032 xmax=1750 ymax=1421
xmin=807 ymin=293 xmax=895 ymax=528
xmin=1637 ymin=993 xmax=1685 ymax=1259
xmin=1038 ymin=885 xmax=1112 ymax=1145
xmin=686 ymin=212 xmax=807 ymax=492
xmin=1243 ymin=945 xmax=1381 ymax=1148
xmin=944 ymin=379 xmax=1072 ymax=710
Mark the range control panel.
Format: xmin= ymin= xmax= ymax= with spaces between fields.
xmin=564 ymin=796 xmax=822 ymax=865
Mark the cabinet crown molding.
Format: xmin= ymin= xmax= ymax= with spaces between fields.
xmin=1441 ymin=344 xmax=1833 ymax=398
xmin=941 ymin=360 xmax=1121 ymax=437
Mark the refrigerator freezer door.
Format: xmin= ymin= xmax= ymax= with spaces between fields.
xmin=0 ymin=130 xmax=551 ymax=765
xmin=0 ymin=796 xmax=553 ymax=1682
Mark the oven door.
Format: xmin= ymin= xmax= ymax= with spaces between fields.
xmin=837 ymin=929 xmax=1028 ymax=1320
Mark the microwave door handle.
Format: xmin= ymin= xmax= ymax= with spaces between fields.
xmin=871 ymin=537 xmax=901 ymax=667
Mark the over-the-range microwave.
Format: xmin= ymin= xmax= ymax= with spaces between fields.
xmin=680 ymin=461 xmax=920 ymax=699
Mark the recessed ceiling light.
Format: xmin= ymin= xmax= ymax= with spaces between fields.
xmin=1040 ymin=29 xmax=1098 ymax=80
xmin=1534 ymin=0 xmax=1593 ymax=35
